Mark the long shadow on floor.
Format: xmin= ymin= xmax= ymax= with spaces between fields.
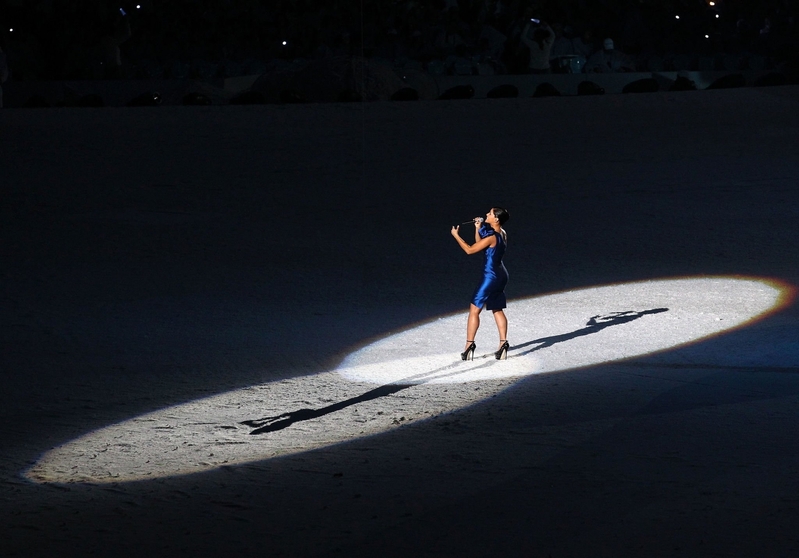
xmin=240 ymin=308 xmax=668 ymax=435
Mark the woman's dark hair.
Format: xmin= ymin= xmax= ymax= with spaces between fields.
xmin=492 ymin=207 xmax=510 ymax=225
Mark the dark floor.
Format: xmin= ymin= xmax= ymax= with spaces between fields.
xmin=2 ymin=86 xmax=799 ymax=557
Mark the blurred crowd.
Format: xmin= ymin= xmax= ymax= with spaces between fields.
xmin=1 ymin=0 xmax=797 ymax=82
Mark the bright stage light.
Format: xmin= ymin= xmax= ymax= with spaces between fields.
xmin=339 ymin=277 xmax=790 ymax=384
xmin=25 ymin=276 xmax=793 ymax=484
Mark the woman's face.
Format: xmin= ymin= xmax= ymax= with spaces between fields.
xmin=486 ymin=209 xmax=496 ymax=223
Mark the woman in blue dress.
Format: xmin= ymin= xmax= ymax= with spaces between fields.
xmin=450 ymin=207 xmax=510 ymax=361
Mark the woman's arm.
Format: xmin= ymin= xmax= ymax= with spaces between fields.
xmin=544 ymin=25 xmax=555 ymax=47
xmin=520 ymin=23 xmax=533 ymax=47
xmin=451 ymin=226 xmax=497 ymax=255
xmin=474 ymin=219 xmax=483 ymax=244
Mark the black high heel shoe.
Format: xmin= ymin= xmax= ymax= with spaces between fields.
xmin=461 ymin=341 xmax=476 ymax=361
xmin=495 ymin=340 xmax=509 ymax=360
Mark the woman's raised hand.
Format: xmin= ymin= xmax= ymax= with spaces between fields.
xmin=451 ymin=225 xmax=460 ymax=237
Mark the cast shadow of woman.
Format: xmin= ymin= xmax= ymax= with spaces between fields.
xmin=240 ymin=308 xmax=668 ymax=435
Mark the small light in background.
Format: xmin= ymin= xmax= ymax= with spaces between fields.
xmin=282 ymin=41 xmax=287 ymax=46
xmin=705 ymin=34 xmax=710 ymax=38
xmin=709 ymin=1 xmax=715 ymax=5
xmin=675 ymin=15 xmax=680 ymax=19
xmin=716 ymin=14 xmax=720 ymax=18
xmin=136 ymin=4 xmax=141 ymax=8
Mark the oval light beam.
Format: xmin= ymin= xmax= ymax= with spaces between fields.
xmin=25 ymin=277 xmax=792 ymax=484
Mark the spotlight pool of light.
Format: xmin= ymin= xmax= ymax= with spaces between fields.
xmin=25 ymin=276 xmax=793 ymax=484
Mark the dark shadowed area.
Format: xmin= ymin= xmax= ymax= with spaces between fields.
xmin=2 ymin=86 xmax=799 ymax=557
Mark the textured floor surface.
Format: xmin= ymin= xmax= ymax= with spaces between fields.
xmin=2 ymin=86 xmax=799 ymax=557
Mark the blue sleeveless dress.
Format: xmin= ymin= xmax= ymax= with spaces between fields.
xmin=471 ymin=224 xmax=508 ymax=310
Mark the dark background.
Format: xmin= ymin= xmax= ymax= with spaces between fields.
xmin=1 ymin=0 xmax=797 ymax=80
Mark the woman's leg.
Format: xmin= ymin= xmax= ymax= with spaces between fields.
xmin=465 ymin=304 xmax=482 ymax=350
xmin=492 ymin=309 xmax=508 ymax=349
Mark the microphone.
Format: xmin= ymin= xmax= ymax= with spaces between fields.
xmin=454 ymin=218 xmax=484 ymax=227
